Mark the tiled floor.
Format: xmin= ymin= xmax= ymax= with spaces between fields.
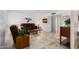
xmin=29 ymin=31 xmax=60 ymax=49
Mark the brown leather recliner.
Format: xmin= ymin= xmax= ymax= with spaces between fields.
xmin=10 ymin=25 xmax=19 ymax=44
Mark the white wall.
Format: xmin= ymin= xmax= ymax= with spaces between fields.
xmin=8 ymin=11 xmax=72 ymax=32
xmin=32 ymin=15 xmax=52 ymax=32
xmin=7 ymin=11 xmax=71 ymax=32
xmin=7 ymin=11 xmax=53 ymax=32
xmin=33 ymin=11 xmax=71 ymax=32
xmin=0 ymin=10 xmax=8 ymax=48
xmin=7 ymin=11 xmax=35 ymax=26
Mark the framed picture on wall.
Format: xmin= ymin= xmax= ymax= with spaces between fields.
xmin=42 ymin=18 xmax=48 ymax=23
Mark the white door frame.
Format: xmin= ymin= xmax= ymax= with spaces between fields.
xmin=70 ymin=10 xmax=78 ymax=49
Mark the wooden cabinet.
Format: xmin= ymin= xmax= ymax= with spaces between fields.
xmin=15 ymin=35 xmax=29 ymax=49
xmin=60 ymin=27 xmax=70 ymax=48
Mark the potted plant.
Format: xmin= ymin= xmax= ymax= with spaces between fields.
xmin=18 ymin=27 xmax=29 ymax=36
xmin=64 ymin=19 xmax=71 ymax=27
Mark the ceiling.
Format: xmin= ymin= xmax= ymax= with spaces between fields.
xmin=8 ymin=10 xmax=72 ymax=16
xmin=8 ymin=10 xmax=58 ymax=15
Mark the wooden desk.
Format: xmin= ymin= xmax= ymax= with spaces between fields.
xmin=15 ymin=35 xmax=29 ymax=49
xmin=60 ymin=27 xmax=70 ymax=48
